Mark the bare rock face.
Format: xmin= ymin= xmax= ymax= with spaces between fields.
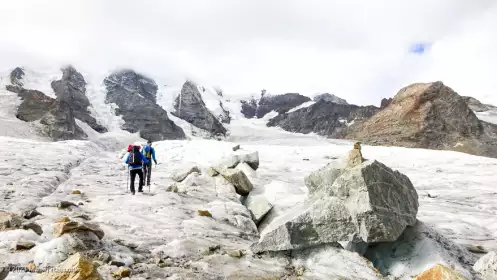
xmin=313 ymin=93 xmax=348 ymax=105
xmin=267 ymin=100 xmax=379 ymax=137
xmin=345 ymin=82 xmax=497 ymax=158
xmin=240 ymin=93 xmax=311 ymax=119
xmin=380 ymin=97 xmax=393 ymax=109
xmin=6 ymin=68 xmax=87 ymax=141
xmin=51 ymin=66 xmax=107 ymax=133
xmin=104 ymin=69 xmax=186 ymax=141
xmin=463 ymin=96 xmax=496 ymax=112
xmin=173 ymin=80 xmax=227 ymax=136
xmin=251 ymin=148 xmax=419 ymax=253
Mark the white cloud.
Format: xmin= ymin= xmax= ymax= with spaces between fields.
xmin=0 ymin=0 xmax=496 ymax=106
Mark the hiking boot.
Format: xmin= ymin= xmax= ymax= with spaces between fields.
xmin=138 ymin=189 xmax=143 ymax=193
xmin=131 ymin=191 xmax=135 ymax=195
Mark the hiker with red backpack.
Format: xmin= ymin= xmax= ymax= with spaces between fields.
xmin=124 ymin=145 xmax=149 ymax=195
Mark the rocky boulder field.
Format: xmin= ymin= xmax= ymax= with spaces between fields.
xmin=1 ymin=132 xmax=497 ymax=279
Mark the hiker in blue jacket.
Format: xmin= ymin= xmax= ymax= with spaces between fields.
xmin=142 ymin=140 xmax=157 ymax=187
xmin=124 ymin=145 xmax=149 ymax=195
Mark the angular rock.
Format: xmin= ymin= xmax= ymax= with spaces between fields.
xmin=58 ymin=201 xmax=78 ymax=209
xmin=112 ymin=267 xmax=131 ymax=278
xmin=104 ymin=69 xmax=186 ymax=141
xmin=227 ymin=249 xmax=244 ymax=258
xmin=22 ymin=222 xmax=43 ymax=235
xmin=219 ymin=151 xmax=259 ymax=170
xmin=72 ymin=190 xmax=82 ymax=195
xmin=207 ymin=167 xmax=219 ymax=177
xmin=313 ymin=93 xmax=348 ymax=105
xmin=172 ymin=165 xmax=201 ymax=182
xmin=166 ymin=184 xmax=179 ymax=193
xmin=56 ymin=217 xmax=72 ymax=223
xmin=304 ymin=157 xmax=348 ymax=197
xmin=12 ymin=241 xmax=36 ymax=251
xmin=51 ymin=66 xmax=107 ymax=133
xmin=197 ymin=210 xmax=212 ymax=217
xmin=474 ymin=251 xmax=497 ymax=280
xmin=173 ymin=80 xmax=227 ymax=136
xmin=251 ymin=159 xmax=418 ymax=253
xmin=413 ymin=264 xmax=467 ymax=280
xmin=267 ymin=100 xmax=379 ymax=137
xmin=466 ymin=244 xmax=488 ymax=254
xmin=345 ymin=82 xmax=497 ymax=159
xmin=0 ymin=266 xmax=8 ymax=280
xmin=53 ymin=221 xmax=105 ymax=240
xmin=216 ymin=168 xmax=253 ymax=196
xmin=232 ymin=144 xmax=240 ymax=151
xmin=22 ymin=209 xmax=42 ymax=219
xmin=242 ymin=194 xmax=273 ymax=225
xmin=110 ymin=260 xmax=126 ymax=267
xmin=38 ymin=252 xmax=103 ymax=280
xmin=0 ymin=211 xmax=24 ymax=231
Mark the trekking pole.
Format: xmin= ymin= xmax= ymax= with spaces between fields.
xmin=149 ymin=163 xmax=152 ymax=193
xmin=126 ymin=167 xmax=129 ymax=193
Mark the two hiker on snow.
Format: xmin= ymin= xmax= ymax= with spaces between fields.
xmin=124 ymin=140 xmax=157 ymax=195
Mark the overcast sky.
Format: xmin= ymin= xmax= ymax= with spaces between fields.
xmin=1 ymin=0 xmax=496 ymax=106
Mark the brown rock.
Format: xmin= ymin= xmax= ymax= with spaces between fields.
xmin=12 ymin=241 xmax=36 ymax=251
xmin=345 ymin=82 xmax=497 ymax=159
xmin=414 ymin=264 xmax=467 ymax=280
xmin=197 ymin=210 xmax=212 ymax=217
xmin=380 ymin=97 xmax=393 ymax=109
xmin=53 ymin=221 xmax=105 ymax=240
xmin=227 ymin=249 xmax=244 ymax=258
xmin=112 ymin=267 xmax=131 ymax=278
xmin=56 ymin=217 xmax=71 ymax=223
xmin=38 ymin=252 xmax=103 ymax=280
xmin=0 ymin=211 xmax=23 ymax=231
xmin=347 ymin=142 xmax=365 ymax=168
xmin=72 ymin=190 xmax=82 ymax=195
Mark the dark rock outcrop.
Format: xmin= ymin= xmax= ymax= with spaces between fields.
xmin=462 ymin=96 xmax=496 ymax=112
xmin=267 ymin=100 xmax=379 ymax=137
xmin=240 ymin=93 xmax=311 ymax=119
xmin=256 ymin=93 xmax=311 ymax=118
xmin=240 ymin=98 xmax=257 ymax=118
xmin=104 ymin=70 xmax=185 ymax=141
xmin=313 ymin=93 xmax=348 ymax=105
xmin=51 ymin=66 xmax=107 ymax=133
xmin=10 ymin=67 xmax=25 ymax=87
xmin=380 ymin=97 xmax=393 ymax=109
xmin=173 ymin=81 xmax=227 ymax=136
xmin=345 ymin=82 xmax=497 ymax=158
xmin=15 ymin=89 xmax=86 ymax=140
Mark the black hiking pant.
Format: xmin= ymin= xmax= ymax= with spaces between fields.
xmin=129 ymin=168 xmax=144 ymax=193
xmin=143 ymin=162 xmax=152 ymax=186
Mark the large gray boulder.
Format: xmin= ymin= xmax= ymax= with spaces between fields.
xmin=474 ymin=251 xmax=497 ymax=280
xmin=215 ymin=168 xmax=253 ymax=196
xmin=251 ymin=157 xmax=418 ymax=253
xmin=218 ymin=151 xmax=259 ymax=171
xmin=267 ymin=100 xmax=379 ymax=137
xmin=173 ymin=81 xmax=227 ymax=136
xmin=242 ymin=194 xmax=273 ymax=225
xmin=51 ymin=66 xmax=107 ymax=133
xmin=104 ymin=70 xmax=185 ymax=141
